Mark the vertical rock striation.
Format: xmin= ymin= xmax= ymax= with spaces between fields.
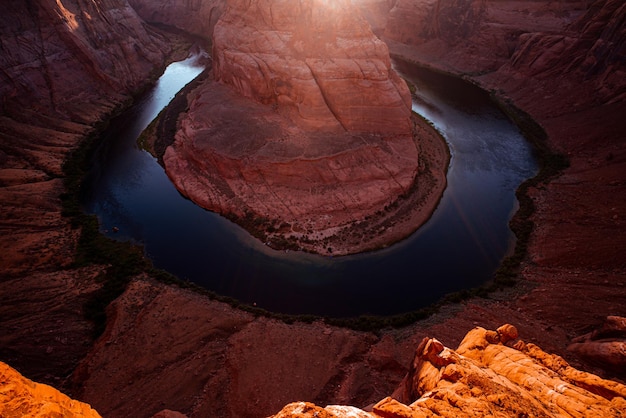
xmin=212 ymin=0 xmax=412 ymax=134
xmin=162 ymin=0 xmax=449 ymax=255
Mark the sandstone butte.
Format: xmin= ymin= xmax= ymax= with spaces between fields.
xmin=2 ymin=325 xmax=626 ymax=418
xmin=160 ymin=0 xmax=449 ymax=255
xmin=1 ymin=0 xmax=625 ymax=418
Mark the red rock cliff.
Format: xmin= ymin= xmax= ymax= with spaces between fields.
xmin=212 ymin=0 xmax=412 ymax=134
xmin=0 ymin=0 xmax=168 ymax=384
xmin=271 ymin=325 xmax=626 ymax=417
xmin=162 ymin=0 xmax=450 ymax=255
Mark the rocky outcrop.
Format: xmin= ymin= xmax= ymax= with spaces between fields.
xmin=128 ymin=0 xmax=225 ymax=39
xmin=0 ymin=361 xmax=102 ymax=417
xmin=271 ymin=325 xmax=626 ymax=417
xmin=162 ymin=0 xmax=449 ymax=255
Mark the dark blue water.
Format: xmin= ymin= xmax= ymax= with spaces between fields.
xmin=82 ymin=53 xmax=538 ymax=317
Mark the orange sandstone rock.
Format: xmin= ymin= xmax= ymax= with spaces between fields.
xmin=0 ymin=361 xmax=101 ymax=418
xmin=271 ymin=325 xmax=626 ymax=418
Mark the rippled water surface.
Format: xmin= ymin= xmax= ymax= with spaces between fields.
xmin=82 ymin=54 xmax=538 ymax=317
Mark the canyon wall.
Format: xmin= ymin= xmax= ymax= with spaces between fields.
xmin=0 ymin=0 xmax=169 ymax=385
xmin=0 ymin=0 xmax=168 ymax=275
xmin=128 ymin=0 xmax=225 ymax=39
xmin=0 ymin=1 xmax=625 ymax=417
xmin=161 ymin=0 xmax=448 ymax=255
xmin=381 ymin=0 xmax=593 ymax=73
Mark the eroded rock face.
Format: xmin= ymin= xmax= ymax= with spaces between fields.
xmin=382 ymin=0 xmax=591 ymax=73
xmin=212 ymin=0 xmax=412 ymax=134
xmin=271 ymin=325 xmax=626 ymax=417
xmin=568 ymin=316 xmax=626 ymax=371
xmin=163 ymin=0 xmax=445 ymax=255
xmin=0 ymin=0 xmax=168 ymax=275
xmin=0 ymin=0 xmax=168 ymax=384
xmin=128 ymin=0 xmax=225 ymax=39
xmin=0 ymin=361 xmax=102 ymax=417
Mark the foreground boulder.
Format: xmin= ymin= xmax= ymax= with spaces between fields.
xmin=0 ymin=361 xmax=101 ymax=417
xmin=271 ymin=324 xmax=626 ymax=417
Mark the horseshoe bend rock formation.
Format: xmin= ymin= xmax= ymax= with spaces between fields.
xmin=271 ymin=325 xmax=626 ymax=418
xmin=163 ymin=0 xmax=446 ymax=255
xmin=212 ymin=0 xmax=412 ymax=134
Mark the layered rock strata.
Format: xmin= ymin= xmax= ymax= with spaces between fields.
xmin=128 ymin=0 xmax=225 ymax=40
xmin=0 ymin=1 xmax=625 ymax=417
xmin=271 ymin=325 xmax=626 ymax=417
xmin=0 ymin=0 xmax=168 ymax=384
xmin=163 ymin=0 xmax=448 ymax=255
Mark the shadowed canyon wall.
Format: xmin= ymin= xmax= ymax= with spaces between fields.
xmin=0 ymin=0 xmax=168 ymax=385
xmin=128 ymin=0 xmax=225 ymax=40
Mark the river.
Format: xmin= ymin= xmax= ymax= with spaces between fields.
xmin=82 ymin=51 xmax=538 ymax=317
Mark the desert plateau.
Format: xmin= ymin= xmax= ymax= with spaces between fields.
xmin=1 ymin=0 xmax=625 ymax=417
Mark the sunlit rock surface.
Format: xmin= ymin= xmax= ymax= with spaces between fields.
xmin=128 ymin=0 xmax=225 ymax=39
xmin=0 ymin=361 xmax=102 ymax=418
xmin=162 ymin=0 xmax=449 ymax=255
xmin=271 ymin=325 xmax=626 ymax=418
